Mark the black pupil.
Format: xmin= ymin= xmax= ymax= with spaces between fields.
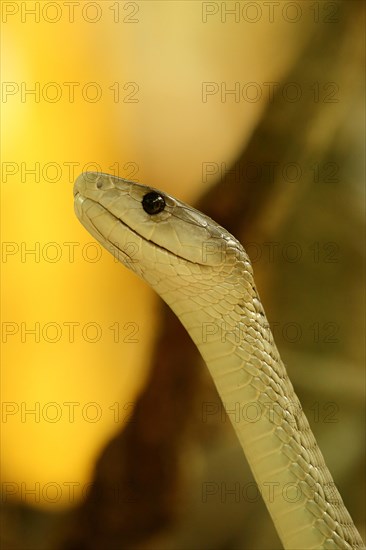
xmin=142 ymin=192 xmax=166 ymax=215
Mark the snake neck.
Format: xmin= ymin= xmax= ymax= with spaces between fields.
xmin=159 ymin=272 xmax=364 ymax=550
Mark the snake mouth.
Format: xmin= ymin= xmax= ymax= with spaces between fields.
xmin=74 ymin=193 xmax=138 ymax=265
xmin=73 ymin=190 xmax=87 ymax=220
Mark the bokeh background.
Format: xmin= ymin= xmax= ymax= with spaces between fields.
xmin=1 ymin=1 xmax=365 ymax=548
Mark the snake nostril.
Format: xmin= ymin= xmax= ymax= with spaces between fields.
xmin=96 ymin=178 xmax=103 ymax=189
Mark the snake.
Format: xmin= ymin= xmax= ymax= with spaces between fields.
xmin=73 ymin=172 xmax=364 ymax=550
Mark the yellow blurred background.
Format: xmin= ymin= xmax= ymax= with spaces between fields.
xmin=1 ymin=1 xmax=364 ymax=548
xmin=1 ymin=1 xmax=312 ymax=506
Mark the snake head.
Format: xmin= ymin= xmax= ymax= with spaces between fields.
xmin=73 ymin=172 xmax=247 ymax=273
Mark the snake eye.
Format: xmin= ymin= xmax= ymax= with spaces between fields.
xmin=142 ymin=192 xmax=166 ymax=215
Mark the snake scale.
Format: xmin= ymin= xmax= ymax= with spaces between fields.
xmin=73 ymin=172 xmax=364 ymax=550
